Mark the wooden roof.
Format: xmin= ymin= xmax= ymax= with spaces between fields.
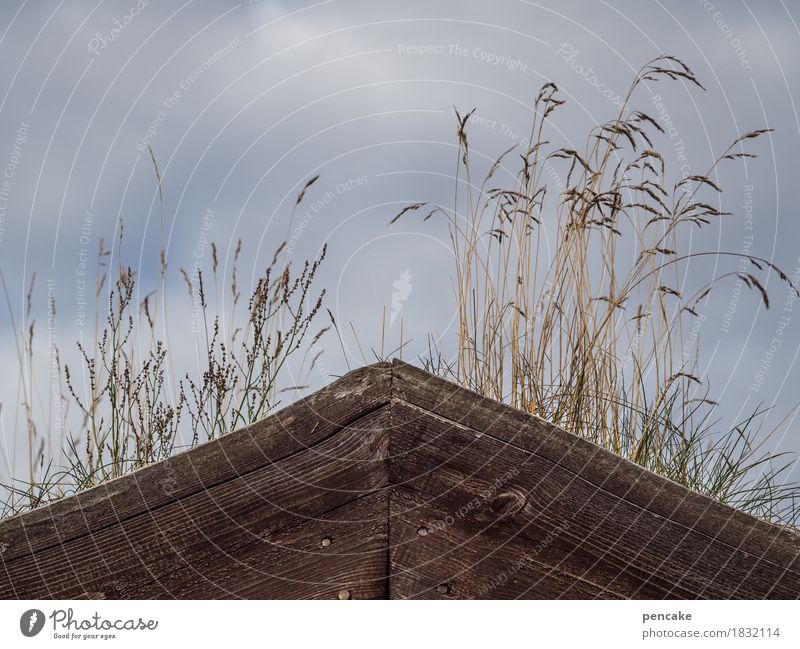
xmin=1 ymin=359 xmax=798 ymax=599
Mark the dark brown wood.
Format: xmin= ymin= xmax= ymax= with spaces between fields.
xmin=125 ymin=491 xmax=389 ymax=599
xmin=392 ymin=360 xmax=800 ymax=575
xmin=1 ymin=359 xmax=798 ymax=599
xmin=0 ymin=371 xmax=391 ymax=599
xmin=387 ymin=400 xmax=798 ymax=598
xmin=0 ymin=362 xmax=391 ymax=565
xmin=390 ymin=486 xmax=623 ymax=599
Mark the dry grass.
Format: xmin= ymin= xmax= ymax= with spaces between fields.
xmin=3 ymin=55 xmax=798 ymax=528
xmin=393 ymin=56 xmax=800 ymax=527
xmin=0 ymin=176 xmax=327 ymax=517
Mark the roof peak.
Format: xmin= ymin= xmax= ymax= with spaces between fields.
xmin=2 ymin=360 xmax=798 ymax=599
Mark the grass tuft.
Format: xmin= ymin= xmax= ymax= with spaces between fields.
xmin=1 ymin=180 xmax=327 ymax=517
xmin=396 ymin=56 xmax=800 ymax=527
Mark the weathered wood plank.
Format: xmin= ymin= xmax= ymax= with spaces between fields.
xmin=0 ymin=407 xmax=390 ymax=599
xmin=0 ymin=363 xmax=390 ymax=565
xmin=388 ymin=400 xmax=800 ymax=599
xmin=389 ymin=479 xmax=684 ymax=599
xmin=390 ymin=486 xmax=620 ymax=599
xmin=392 ymin=359 xmax=800 ymax=582
xmin=3 ymin=360 xmax=798 ymax=600
xmin=126 ymin=491 xmax=389 ymax=599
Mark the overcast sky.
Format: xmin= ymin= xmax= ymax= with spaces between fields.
xmin=1 ymin=0 xmax=799 ymax=485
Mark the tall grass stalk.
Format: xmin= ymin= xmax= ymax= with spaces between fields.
xmin=0 ymin=179 xmax=327 ymax=517
xmin=395 ymin=56 xmax=800 ymax=527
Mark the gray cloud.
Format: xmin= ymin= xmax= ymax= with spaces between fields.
xmin=1 ymin=0 xmax=799 ymax=482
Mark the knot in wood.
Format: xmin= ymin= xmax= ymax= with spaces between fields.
xmin=475 ymin=489 xmax=527 ymax=523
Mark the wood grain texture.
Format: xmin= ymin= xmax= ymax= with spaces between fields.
xmin=128 ymin=491 xmax=389 ymax=600
xmin=391 ymin=360 xmax=800 ymax=580
xmin=390 ymin=486 xmax=623 ymax=599
xmin=2 ymin=359 xmax=798 ymax=599
xmin=388 ymin=400 xmax=800 ymax=599
xmin=0 ymin=363 xmax=390 ymax=565
xmin=0 ymin=404 xmax=390 ymax=599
